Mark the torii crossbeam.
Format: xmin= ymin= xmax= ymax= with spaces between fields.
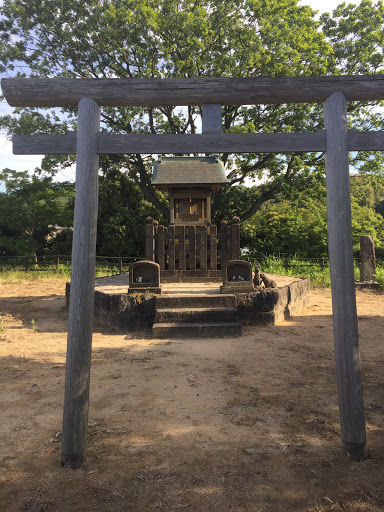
xmin=3 ymin=75 xmax=384 ymax=467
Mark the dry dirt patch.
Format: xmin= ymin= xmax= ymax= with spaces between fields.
xmin=0 ymin=279 xmax=384 ymax=512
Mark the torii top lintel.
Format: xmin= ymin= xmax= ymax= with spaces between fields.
xmin=2 ymin=75 xmax=384 ymax=108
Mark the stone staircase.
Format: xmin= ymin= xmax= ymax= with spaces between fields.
xmin=152 ymin=294 xmax=242 ymax=338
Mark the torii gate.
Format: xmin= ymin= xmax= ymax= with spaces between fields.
xmin=3 ymin=75 xmax=384 ymax=468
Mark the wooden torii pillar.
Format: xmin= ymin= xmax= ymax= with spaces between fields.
xmin=3 ymin=75 xmax=384 ymax=465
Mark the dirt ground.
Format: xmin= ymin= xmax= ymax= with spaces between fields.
xmin=0 ymin=278 xmax=384 ymax=512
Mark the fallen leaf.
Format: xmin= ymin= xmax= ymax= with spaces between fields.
xmin=88 ymin=469 xmax=99 ymax=475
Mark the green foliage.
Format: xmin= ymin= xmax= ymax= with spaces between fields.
xmin=252 ymin=256 xmax=384 ymax=289
xmin=0 ymin=0 xmax=384 ymax=259
xmin=212 ymin=185 xmax=261 ymax=222
xmin=97 ymin=164 xmax=166 ymax=256
xmin=30 ymin=318 xmax=37 ymax=332
xmin=242 ymin=194 xmax=328 ymax=258
xmin=320 ymin=0 xmax=384 ymax=75
xmin=0 ymin=170 xmax=74 ymax=258
xmin=240 ymin=175 xmax=384 ymax=259
xmin=0 ymin=318 xmax=6 ymax=333
xmin=254 ymin=255 xmax=332 ymax=288
xmin=0 ymin=0 xmax=336 ymax=220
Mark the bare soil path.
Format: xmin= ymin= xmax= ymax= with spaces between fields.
xmin=0 ymin=278 xmax=384 ymax=512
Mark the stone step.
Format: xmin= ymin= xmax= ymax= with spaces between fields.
xmin=154 ymin=307 xmax=238 ymax=324
xmin=152 ymin=322 xmax=242 ymax=338
xmin=161 ymin=276 xmax=222 ymax=283
xmin=155 ymin=294 xmax=237 ymax=309
xmin=160 ymin=270 xmax=222 ymax=283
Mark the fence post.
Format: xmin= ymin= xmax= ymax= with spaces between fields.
xmin=56 ymin=255 xmax=60 ymax=272
xmin=25 ymin=256 xmax=29 ymax=273
xmin=117 ymin=257 xmax=123 ymax=274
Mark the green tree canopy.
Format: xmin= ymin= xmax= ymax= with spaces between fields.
xmin=0 ymin=169 xmax=74 ymax=260
xmin=1 ymin=0 xmax=384 ymax=258
xmin=0 ymin=0 xmax=332 ymax=219
xmin=97 ymin=157 xmax=167 ymax=256
xmin=242 ymin=178 xmax=384 ymax=258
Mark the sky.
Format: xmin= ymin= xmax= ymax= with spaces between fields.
xmin=0 ymin=0 xmax=366 ymax=184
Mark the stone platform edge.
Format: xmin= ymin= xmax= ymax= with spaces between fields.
xmin=66 ymin=277 xmax=310 ymax=332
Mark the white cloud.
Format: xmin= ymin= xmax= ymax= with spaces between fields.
xmin=0 ymin=137 xmax=43 ymax=172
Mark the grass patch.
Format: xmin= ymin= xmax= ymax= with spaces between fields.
xmin=374 ymin=267 xmax=384 ymax=287
xmin=255 ymin=255 xmax=332 ymax=288
xmin=0 ymin=265 xmax=113 ymax=283
xmin=256 ymin=255 xmax=384 ymax=288
xmin=2 ymin=257 xmax=383 ymax=289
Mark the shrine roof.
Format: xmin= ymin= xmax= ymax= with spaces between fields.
xmin=152 ymin=156 xmax=228 ymax=187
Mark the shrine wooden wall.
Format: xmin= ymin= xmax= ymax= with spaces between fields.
xmin=145 ymin=216 xmax=241 ymax=270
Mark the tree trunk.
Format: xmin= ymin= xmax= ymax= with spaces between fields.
xmin=26 ymin=232 xmax=38 ymax=269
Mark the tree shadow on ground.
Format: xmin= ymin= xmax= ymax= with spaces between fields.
xmin=1 ymin=309 xmax=384 ymax=512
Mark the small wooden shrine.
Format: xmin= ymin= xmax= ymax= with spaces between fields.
xmin=152 ymin=155 xmax=228 ymax=226
xmin=147 ymin=155 xmax=240 ymax=277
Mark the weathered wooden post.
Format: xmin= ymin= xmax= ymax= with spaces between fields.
xmin=145 ymin=217 xmax=155 ymax=261
xmin=177 ymin=225 xmax=186 ymax=270
xmin=220 ymin=220 xmax=228 ymax=267
xmin=202 ymin=104 xmax=221 ymax=272
xmin=61 ymin=97 xmax=100 ymax=468
xmin=200 ymin=225 xmax=208 ymax=270
xmin=324 ymin=91 xmax=367 ymax=460
xmin=202 ymin=103 xmax=222 ymax=134
xmin=231 ymin=217 xmax=241 ymax=260
xmin=168 ymin=225 xmax=175 ymax=271
xmin=157 ymin=225 xmax=165 ymax=270
xmin=189 ymin=225 xmax=196 ymax=270
xmin=360 ymin=235 xmax=376 ymax=282
xmin=210 ymin=224 xmax=218 ymax=270
xmin=117 ymin=257 xmax=123 ymax=274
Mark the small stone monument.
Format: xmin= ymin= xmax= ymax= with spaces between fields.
xmin=359 ymin=235 xmax=376 ymax=282
xmin=220 ymin=259 xmax=254 ymax=294
xmin=129 ymin=260 xmax=162 ymax=294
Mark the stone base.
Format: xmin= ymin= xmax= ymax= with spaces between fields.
xmin=152 ymin=322 xmax=242 ymax=338
xmin=65 ymin=275 xmax=310 ymax=332
xmin=220 ymin=284 xmax=255 ymax=294
xmin=236 ymin=277 xmax=311 ymax=325
xmin=161 ymin=270 xmax=222 ymax=282
xmin=355 ymin=281 xmax=382 ymax=291
xmin=128 ymin=286 xmax=162 ymax=294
